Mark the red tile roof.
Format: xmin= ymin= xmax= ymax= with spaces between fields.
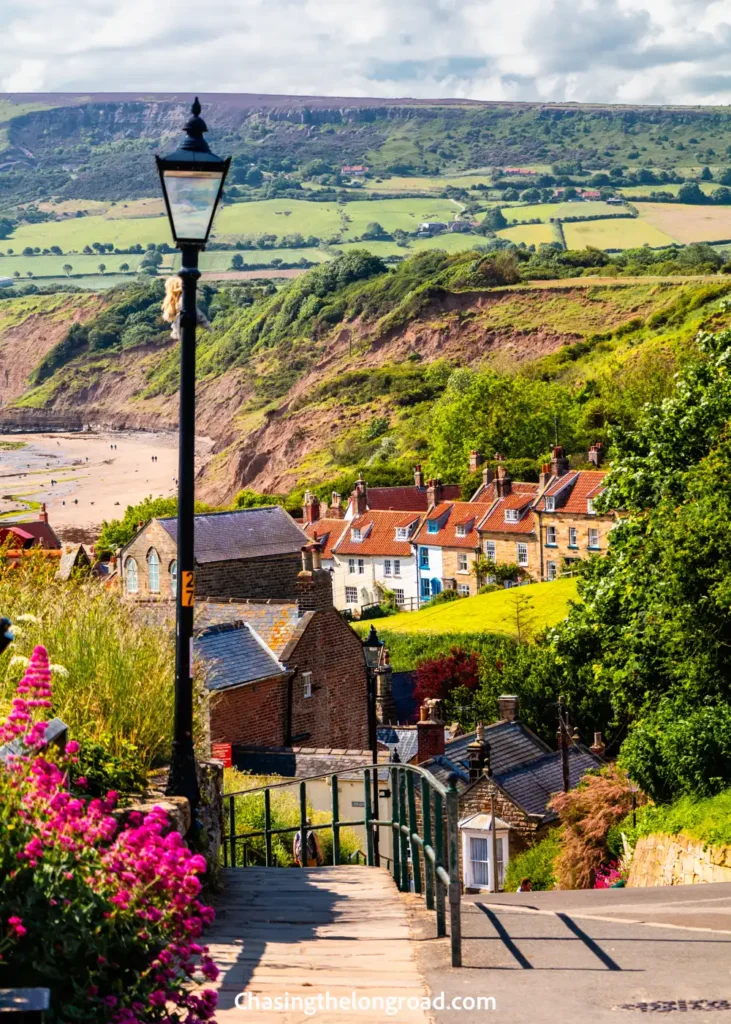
xmin=333 ymin=511 xmax=422 ymax=557
xmin=412 ymin=501 xmax=494 ymax=549
xmin=362 ymin=484 xmax=462 ymax=512
xmin=479 ymin=492 xmax=537 ymax=535
xmin=0 ymin=521 xmax=61 ymax=550
xmin=534 ymin=471 xmax=606 ymax=513
xmin=303 ymin=518 xmax=348 ymax=559
xmin=472 ymin=479 xmax=538 ymax=502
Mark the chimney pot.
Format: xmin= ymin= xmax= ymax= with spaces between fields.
xmin=303 ymin=490 xmax=321 ymax=525
xmin=39 ymin=503 xmax=49 ymax=524
xmin=497 ymin=695 xmax=519 ymax=722
xmin=469 ymin=450 xmax=483 ymax=474
xmin=414 ymin=464 xmax=425 ymax=489
xmin=427 ymin=477 xmax=443 ymax=507
xmin=352 ymin=475 xmax=368 ymax=516
xmin=416 ymin=699 xmax=445 ymax=762
xmin=590 ymin=730 xmax=606 ymax=756
xmin=330 ymin=492 xmax=343 ymax=519
xmin=482 ymin=465 xmax=494 ymax=487
xmin=551 ymin=445 xmax=570 ymax=477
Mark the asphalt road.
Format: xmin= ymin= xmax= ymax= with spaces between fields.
xmin=410 ymin=884 xmax=731 ymax=1024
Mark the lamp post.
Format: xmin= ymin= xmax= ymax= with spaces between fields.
xmin=362 ymin=624 xmax=384 ymax=866
xmin=156 ymin=98 xmax=230 ymax=811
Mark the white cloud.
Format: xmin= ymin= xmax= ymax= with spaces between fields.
xmin=0 ymin=0 xmax=729 ymax=103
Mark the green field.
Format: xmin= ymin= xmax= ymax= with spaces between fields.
xmin=195 ymin=248 xmax=329 ymax=270
xmin=363 ymin=173 xmax=497 ymax=193
xmin=505 ymin=201 xmax=627 ymax=224
xmin=563 ymin=218 xmax=676 ymax=250
xmin=5 ymin=214 xmax=172 ymax=252
xmin=496 ymin=224 xmax=559 ymax=246
xmin=618 ymin=183 xmax=718 ymax=198
xmin=370 ymin=577 xmax=578 ymax=636
xmin=0 ymin=253 xmax=147 ymax=280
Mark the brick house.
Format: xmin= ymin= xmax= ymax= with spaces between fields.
xmin=329 ymin=509 xmax=423 ymax=613
xmin=196 ymin=545 xmax=369 ymax=751
xmin=119 ymin=506 xmax=307 ymax=602
xmin=477 ymin=468 xmax=541 ymax=581
xmin=301 ymin=491 xmax=348 ymax=575
xmin=533 ymin=446 xmax=613 ymax=581
xmin=411 ymin=499 xmax=494 ymax=600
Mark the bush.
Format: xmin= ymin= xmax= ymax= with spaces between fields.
xmin=504 ymin=832 xmax=560 ymax=892
xmin=0 ymin=647 xmax=219 ymax=1023
xmin=618 ymin=788 xmax=731 ymax=851
xmin=69 ymin=737 xmax=148 ymax=798
xmin=427 ymin=588 xmax=462 ymax=607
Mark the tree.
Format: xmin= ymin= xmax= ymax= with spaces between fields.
xmin=413 ymin=647 xmax=480 ymax=708
xmin=230 ymin=254 xmax=244 ymax=270
xmin=22 ymin=246 xmax=34 ymax=256
xmin=361 ymin=222 xmax=387 ymax=240
xmin=245 ymin=167 xmax=264 ymax=187
xmin=700 ymin=165 xmax=713 ymax=181
xmin=62 ymin=264 xmax=73 ymax=277
xmin=719 ymin=168 xmax=731 ymax=186
xmin=119 ymin=262 xmax=129 ymax=273
xmin=711 ymin=187 xmax=731 ymax=205
xmin=13 ymin=271 xmax=20 ymax=279
xmin=50 ymin=245 xmax=62 ymax=255
xmin=98 ymin=263 xmax=106 ymax=275
xmin=26 ymin=270 xmax=33 ymax=278
xmin=519 ymin=188 xmax=540 ymax=202
xmin=677 ymin=181 xmax=705 ymax=204
xmin=482 ymin=207 xmax=507 ymax=231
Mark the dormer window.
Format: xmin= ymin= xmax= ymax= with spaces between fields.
xmin=545 ymin=497 xmax=555 ymax=511
xmin=504 ymin=509 xmax=520 ymax=523
xmin=427 ymin=519 xmax=439 ymax=534
xmin=351 ymin=528 xmax=362 ymax=541
xmin=587 ymin=500 xmax=596 ymax=515
xmin=455 ymin=525 xmax=467 ymax=538
xmin=395 ymin=526 xmax=409 ymax=541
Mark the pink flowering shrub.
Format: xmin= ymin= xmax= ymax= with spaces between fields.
xmin=593 ymin=861 xmax=626 ymax=888
xmin=0 ymin=646 xmax=219 ymax=1023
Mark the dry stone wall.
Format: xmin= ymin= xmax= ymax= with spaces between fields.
xmin=628 ymin=833 xmax=731 ymax=887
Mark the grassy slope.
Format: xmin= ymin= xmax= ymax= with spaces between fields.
xmin=625 ymin=789 xmax=731 ymax=849
xmin=368 ymin=578 xmax=578 ymax=636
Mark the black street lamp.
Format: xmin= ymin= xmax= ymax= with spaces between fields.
xmin=156 ymin=99 xmax=230 ymax=812
xmin=362 ymin=624 xmax=384 ymax=866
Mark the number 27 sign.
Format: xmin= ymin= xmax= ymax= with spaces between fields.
xmin=181 ymin=571 xmax=195 ymax=607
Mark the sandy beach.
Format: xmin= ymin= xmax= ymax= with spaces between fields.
xmin=0 ymin=431 xmax=214 ymax=542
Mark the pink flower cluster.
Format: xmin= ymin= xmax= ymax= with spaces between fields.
xmin=0 ymin=645 xmax=219 ymax=1023
xmin=594 ymin=861 xmax=625 ymax=888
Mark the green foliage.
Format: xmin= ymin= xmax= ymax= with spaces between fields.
xmin=233 ymin=488 xmax=286 ymax=509
xmin=69 ymin=736 xmax=148 ymax=798
xmin=504 ymin=831 xmax=560 ymax=892
xmin=619 ymin=788 xmax=731 ymax=851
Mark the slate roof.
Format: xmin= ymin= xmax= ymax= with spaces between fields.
xmin=412 ymin=501 xmax=494 ymax=549
xmin=232 ymin=746 xmax=375 ymax=778
xmin=303 ymin=518 xmax=348 ymax=559
xmin=334 ymin=511 xmax=422 ymax=557
xmin=195 ymin=622 xmax=288 ymax=692
xmin=377 ymin=726 xmax=419 ymax=764
xmin=494 ymin=744 xmax=603 ymax=820
xmin=157 ymin=507 xmax=307 ymax=563
xmin=195 ymin=601 xmax=301 ymax=658
xmin=421 ymin=720 xmax=552 ymax=789
xmin=363 ymin=485 xmax=462 ymax=512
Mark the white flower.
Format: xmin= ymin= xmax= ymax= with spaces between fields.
xmin=8 ymin=655 xmax=29 ymax=669
xmin=15 ymin=614 xmax=39 ymax=624
xmin=50 ymin=664 xmax=69 ymax=677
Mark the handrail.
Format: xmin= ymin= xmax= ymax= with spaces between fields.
xmin=222 ymin=762 xmax=462 ymax=967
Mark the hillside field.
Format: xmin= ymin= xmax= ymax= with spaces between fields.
xmin=636 ymin=203 xmax=731 ymax=244
xmin=504 ymin=200 xmax=627 ymax=224
xmin=497 ymin=223 xmax=559 ymax=246
xmin=357 ymin=578 xmax=578 ymax=637
xmin=563 ymin=218 xmax=676 ymax=250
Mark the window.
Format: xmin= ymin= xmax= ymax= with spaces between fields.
xmin=345 ymin=586 xmax=358 ymax=603
xmin=394 ymin=589 xmax=405 ymax=605
xmin=469 ymin=836 xmax=490 ymax=887
xmin=545 ymin=496 xmax=555 ymax=511
xmin=421 ymin=578 xmax=431 ymax=599
xmin=547 ymin=561 xmax=558 ymax=581
xmin=147 ymin=549 xmax=160 ymax=593
xmin=302 ymin=671 xmax=313 ymax=698
xmin=348 ymin=558 xmax=355 ymax=574
xmin=458 ymin=553 xmax=468 ymax=573
xmin=546 ymin=525 xmax=557 ymax=547
xmin=351 ymin=528 xmax=362 ymax=542
xmin=384 ymin=559 xmax=392 ymax=576
xmin=504 ymin=509 xmax=519 ymax=523
xmin=568 ymin=527 xmax=578 ymax=548
xmin=484 ymin=540 xmax=496 ymax=561
xmin=455 ymin=525 xmax=467 ymax=538
xmin=458 ymin=583 xmax=470 ymax=597
xmin=170 ymin=560 xmax=178 ymax=598
xmin=588 ymin=528 xmax=600 ymax=550
xmin=516 ymin=543 xmax=529 ymax=567
xmin=587 ymin=499 xmax=596 ymax=515
xmin=395 ymin=527 xmax=409 ymax=541
xmin=393 ymin=559 xmax=401 ymax=576
xmin=427 ymin=519 xmax=439 ymax=534
xmin=126 ymin=558 xmax=138 ymax=594
xmin=420 ymin=547 xmax=430 ymax=569
xmin=358 ymin=558 xmax=365 ymax=574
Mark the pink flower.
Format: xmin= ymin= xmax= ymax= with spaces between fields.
xmin=7 ymin=916 xmax=26 ymax=939
xmin=75 ymin=776 xmax=87 ymax=788
xmin=66 ymin=740 xmax=80 ymax=755
xmin=149 ymin=990 xmax=167 ymax=1007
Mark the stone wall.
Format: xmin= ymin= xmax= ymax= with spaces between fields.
xmin=478 ymin=531 xmax=541 ymax=581
xmin=196 ymin=552 xmax=302 ymax=602
xmin=628 ymin=833 xmax=731 ymax=887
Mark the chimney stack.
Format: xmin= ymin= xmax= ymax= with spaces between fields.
xmin=467 ymin=721 xmax=491 ymax=782
xmin=297 ymin=543 xmax=333 ymax=614
xmin=494 ymin=465 xmax=512 ymax=499
xmin=497 ymin=695 xmax=519 ymax=723
xmin=303 ymin=490 xmax=320 ymax=525
xmin=416 ymin=699 xmax=445 ymax=763
xmin=39 ymin=503 xmax=49 ymax=525
xmin=482 ymin=465 xmax=494 ymax=488
xmin=469 ymin=450 xmax=483 ymax=474
xmin=539 ymin=462 xmax=552 ymax=489
xmin=414 ymin=464 xmax=425 ymax=489
xmin=375 ymin=649 xmax=397 ymax=725
xmin=330 ymin=492 xmax=343 ymax=519
xmin=588 ymin=443 xmax=604 ymax=467
xmin=590 ymin=731 xmax=606 ymax=757
xmin=550 ymin=445 xmax=570 ymax=477
xmin=427 ymin=478 xmax=443 ymax=508
xmin=352 ymin=474 xmax=368 ymax=516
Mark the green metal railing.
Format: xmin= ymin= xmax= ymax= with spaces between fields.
xmin=223 ymin=764 xmax=462 ymax=967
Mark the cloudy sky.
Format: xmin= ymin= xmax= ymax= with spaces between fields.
xmin=1 ymin=0 xmax=730 ymax=106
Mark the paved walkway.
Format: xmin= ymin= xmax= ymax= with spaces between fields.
xmin=205 ymin=867 xmax=431 ymax=1023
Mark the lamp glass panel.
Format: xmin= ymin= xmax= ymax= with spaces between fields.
xmin=163 ymin=170 xmax=222 ymax=241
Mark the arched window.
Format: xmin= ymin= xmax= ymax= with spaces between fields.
xmin=147 ymin=549 xmax=160 ymax=593
xmin=170 ymin=559 xmax=178 ymax=598
xmin=126 ymin=557 xmax=138 ymax=594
